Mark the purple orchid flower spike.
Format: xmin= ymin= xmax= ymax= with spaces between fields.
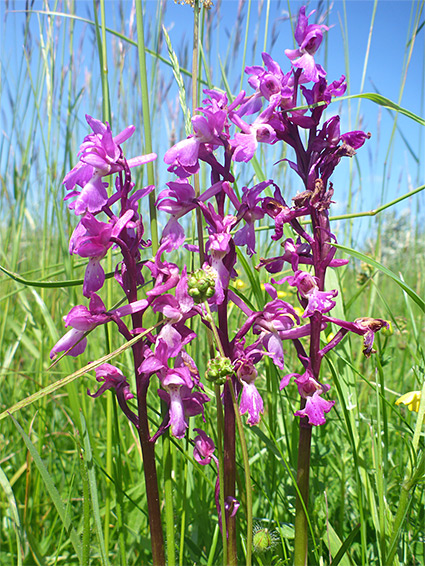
xmin=150 ymin=270 xmax=197 ymax=357
xmin=299 ymin=76 xmax=346 ymax=127
xmin=235 ymin=349 xmax=264 ymax=426
xmin=250 ymin=283 xmax=301 ymax=370
xmin=257 ymin=238 xmax=313 ymax=273
xmin=140 ymin=342 xmax=209 ymax=440
xmin=244 ymin=52 xmax=294 ymax=111
xmin=158 ymin=369 xmax=210 ymax=439
xmin=144 ymin=238 xmax=181 ymax=299
xmin=229 ymin=96 xmax=279 ymax=162
xmin=323 ymin=315 xmax=390 ymax=357
xmin=285 ymin=6 xmax=328 ymax=83
xmin=294 ymin=389 xmax=335 ymax=426
xmin=88 ymin=363 xmax=134 ymax=400
xmin=64 ymin=114 xmax=156 ymax=215
xmin=214 ymin=483 xmax=241 ymax=534
xmin=197 ymin=202 xmax=238 ymax=305
xmin=156 ymin=179 xmax=223 ymax=250
xmin=261 ymin=184 xmax=309 ymax=242
xmin=158 ymin=366 xmax=197 ymax=439
xmin=69 ymin=209 xmax=134 ymax=297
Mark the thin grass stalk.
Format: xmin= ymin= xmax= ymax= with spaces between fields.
xmin=192 ymin=0 xmax=205 ymax=265
xmin=163 ymin=428 xmax=176 ymax=566
xmin=37 ymin=7 xmax=56 ymax=532
xmin=262 ymin=0 xmax=271 ymax=53
xmin=78 ymin=437 xmax=91 ymax=566
xmin=387 ymin=382 xmax=425 ymax=564
xmin=354 ymin=0 xmax=378 ymax=125
xmin=178 ymin=456 xmax=188 ymax=566
xmin=135 ymin=0 xmax=158 ymax=253
xmin=113 ymin=398 xmax=128 ymax=566
xmin=219 ymin=304 xmax=238 ymax=565
xmin=239 ymin=0 xmax=251 ymax=92
xmin=94 ymin=0 xmax=115 ymax=552
xmin=293 ymin=403 xmax=312 ymax=566
xmin=135 ymin=5 xmax=166 ymax=564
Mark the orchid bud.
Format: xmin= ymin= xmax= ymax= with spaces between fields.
xmin=188 ymin=268 xmax=216 ymax=304
xmin=205 ymin=355 xmax=233 ymax=385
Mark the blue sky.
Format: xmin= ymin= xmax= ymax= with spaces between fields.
xmin=1 ymin=0 xmax=424 ymax=238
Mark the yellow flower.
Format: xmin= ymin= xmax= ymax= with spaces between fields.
xmin=395 ymin=391 xmax=422 ymax=413
xmin=234 ymin=279 xmax=247 ymax=290
xmin=294 ymin=306 xmax=303 ymax=318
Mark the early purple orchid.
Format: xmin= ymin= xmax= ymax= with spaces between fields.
xmin=234 ymin=345 xmax=264 ymax=426
xmin=244 ymin=52 xmax=294 ymax=109
xmin=50 ymin=292 xmax=148 ymax=359
xmin=229 ymin=97 xmax=279 ymax=162
xmin=230 ymin=181 xmax=270 ymax=256
xmin=64 ymin=114 xmax=156 ymax=215
xmin=88 ymin=362 xmax=134 ymax=400
xmin=163 ymin=112 xmax=224 ymax=175
xmin=69 ymin=209 xmax=135 ymax=297
xmin=280 ymin=366 xmax=335 ymax=426
xmin=193 ymin=428 xmax=217 ymax=465
xmin=285 ymin=6 xmax=328 ymax=83
xmin=280 ymin=271 xmax=338 ymax=317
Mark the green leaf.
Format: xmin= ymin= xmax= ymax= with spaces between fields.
xmin=80 ymin=412 xmax=111 ymax=566
xmin=10 ymin=416 xmax=83 ymax=564
xmin=341 ymin=93 xmax=425 ymax=126
xmin=0 ymin=324 xmax=160 ymax=421
xmin=325 ymin=522 xmax=360 ymax=566
xmin=291 ymin=93 xmax=425 ymax=126
xmin=162 ymin=24 xmax=192 ymax=136
xmin=0 ymin=465 xmax=24 ymax=566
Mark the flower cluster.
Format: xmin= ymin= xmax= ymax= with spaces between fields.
xmin=155 ymin=6 xmax=383 ymax=429
xmin=51 ymin=6 xmax=389 ymax=543
xmin=53 ymin=7 xmax=388 ymax=438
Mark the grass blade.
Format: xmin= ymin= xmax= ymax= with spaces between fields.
xmin=10 ymin=416 xmax=83 ymax=564
xmin=333 ymin=243 xmax=425 ymax=312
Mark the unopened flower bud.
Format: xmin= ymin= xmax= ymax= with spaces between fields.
xmin=205 ymin=355 xmax=233 ymax=385
xmin=187 ymin=268 xmax=216 ymax=304
xmin=252 ymin=525 xmax=279 ymax=554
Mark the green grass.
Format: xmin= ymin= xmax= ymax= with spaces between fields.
xmin=1 ymin=2 xmax=424 ymax=565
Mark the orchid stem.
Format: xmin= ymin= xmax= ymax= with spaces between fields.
xmin=293 ymin=414 xmax=312 ymax=566
xmin=229 ymin=381 xmax=252 ymax=566
xmin=136 ymin=381 xmax=166 ymax=566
